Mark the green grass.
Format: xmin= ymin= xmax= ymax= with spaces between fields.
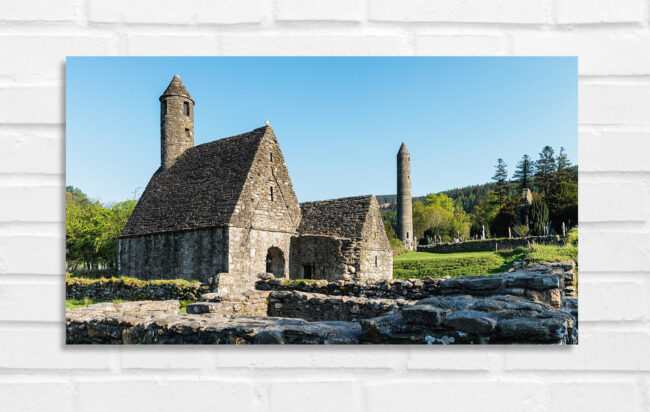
xmin=65 ymin=298 xmax=128 ymax=309
xmin=281 ymin=278 xmax=320 ymax=286
xmin=393 ymin=244 xmax=577 ymax=280
xmin=66 ymin=273 xmax=200 ymax=286
xmin=525 ymin=244 xmax=578 ymax=263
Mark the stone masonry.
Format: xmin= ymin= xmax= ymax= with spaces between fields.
xmin=118 ymin=75 xmax=393 ymax=285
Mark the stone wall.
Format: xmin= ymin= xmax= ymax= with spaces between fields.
xmin=289 ymin=235 xmax=359 ymax=281
xmin=117 ymin=227 xmax=228 ymax=283
xmin=228 ymin=226 xmax=293 ymax=285
xmin=416 ymin=235 xmax=563 ymax=253
xmin=66 ymin=294 xmax=577 ymax=345
xmin=358 ymin=195 xmax=394 ymax=281
xmin=267 ymin=290 xmax=406 ymax=321
xmin=257 ymin=261 xmax=576 ymax=307
xmin=66 ymin=277 xmax=204 ymax=301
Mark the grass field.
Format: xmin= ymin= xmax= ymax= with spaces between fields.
xmin=393 ymin=244 xmax=577 ymax=280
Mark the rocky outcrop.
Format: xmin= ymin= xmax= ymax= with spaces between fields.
xmin=361 ymin=294 xmax=577 ymax=344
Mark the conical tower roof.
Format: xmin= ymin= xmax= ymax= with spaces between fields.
xmin=159 ymin=74 xmax=193 ymax=102
xmin=398 ymin=142 xmax=409 ymax=155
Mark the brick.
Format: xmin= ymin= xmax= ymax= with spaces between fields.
xmin=275 ymin=0 xmax=364 ymax=21
xmin=0 ymin=328 xmax=111 ymax=369
xmin=579 ymin=230 xmax=650 ymax=272
xmin=0 ymin=236 xmax=64 ymax=275
xmin=0 ymin=282 xmax=63 ymax=322
xmin=407 ymin=346 xmax=499 ymax=370
xmin=580 ymin=83 xmax=650 ymax=126
xmin=548 ymin=381 xmax=643 ymax=411
xmin=120 ymin=349 xmax=215 ymax=370
xmin=0 ymin=35 xmax=116 ymax=82
xmin=89 ymin=0 xmax=265 ymax=24
xmin=554 ymin=0 xmax=645 ymax=24
xmin=0 ymin=0 xmax=76 ymax=22
xmin=368 ymin=0 xmax=549 ymax=23
xmin=579 ymin=277 xmax=647 ymax=321
xmin=366 ymin=382 xmax=547 ymax=412
xmin=512 ymin=32 xmax=650 ymax=75
xmin=76 ymin=379 xmax=259 ymax=412
xmin=126 ymin=35 xmax=219 ymax=55
xmin=415 ymin=34 xmax=508 ymax=55
xmin=0 ymin=87 xmax=62 ymax=124
xmin=504 ymin=327 xmax=650 ymax=370
xmin=0 ymin=187 xmax=63 ymax=222
xmin=271 ymin=382 xmax=362 ymax=412
xmin=579 ymin=179 xmax=646 ymax=222
xmin=0 ymin=381 xmax=73 ymax=412
xmin=220 ymin=34 xmax=411 ymax=55
xmin=0 ymin=127 xmax=63 ymax=174
xmin=579 ymin=130 xmax=650 ymax=172
xmin=215 ymin=347 xmax=404 ymax=369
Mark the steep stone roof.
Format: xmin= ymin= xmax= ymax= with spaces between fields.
xmin=121 ymin=126 xmax=270 ymax=237
xmin=398 ymin=142 xmax=409 ymax=155
xmin=298 ymin=195 xmax=375 ymax=240
xmin=159 ymin=74 xmax=193 ymax=101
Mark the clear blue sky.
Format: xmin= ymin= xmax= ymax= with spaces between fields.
xmin=66 ymin=57 xmax=577 ymax=204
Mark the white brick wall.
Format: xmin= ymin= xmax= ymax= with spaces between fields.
xmin=0 ymin=0 xmax=647 ymax=410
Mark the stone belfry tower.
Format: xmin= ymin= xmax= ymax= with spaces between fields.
xmin=397 ymin=142 xmax=414 ymax=250
xmin=160 ymin=74 xmax=194 ymax=170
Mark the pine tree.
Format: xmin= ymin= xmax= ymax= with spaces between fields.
xmin=528 ymin=198 xmax=549 ymax=236
xmin=555 ymin=147 xmax=571 ymax=182
xmin=492 ymin=158 xmax=508 ymax=207
xmin=535 ymin=146 xmax=556 ymax=195
xmin=512 ymin=154 xmax=534 ymax=192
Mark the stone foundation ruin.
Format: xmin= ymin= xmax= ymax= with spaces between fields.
xmin=67 ymin=261 xmax=577 ymax=345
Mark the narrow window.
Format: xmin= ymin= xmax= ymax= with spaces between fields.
xmin=184 ymin=128 xmax=190 ymax=137
xmin=270 ymin=152 xmax=274 ymax=162
xmin=270 ymin=186 xmax=274 ymax=201
xmin=183 ymin=101 xmax=190 ymax=116
xmin=406 ymin=232 xmax=409 ymax=239
xmin=375 ymin=256 xmax=378 ymax=267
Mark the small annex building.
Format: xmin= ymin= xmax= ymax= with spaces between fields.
xmin=118 ymin=75 xmax=392 ymax=288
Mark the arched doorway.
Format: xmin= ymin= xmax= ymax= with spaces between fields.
xmin=265 ymin=247 xmax=285 ymax=277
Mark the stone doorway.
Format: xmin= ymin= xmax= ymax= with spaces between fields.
xmin=265 ymin=247 xmax=285 ymax=277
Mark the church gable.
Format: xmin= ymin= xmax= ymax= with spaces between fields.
xmin=229 ymin=127 xmax=302 ymax=232
xmin=360 ymin=195 xmax=391 ymax=251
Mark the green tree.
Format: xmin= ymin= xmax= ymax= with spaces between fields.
xmin=491 ymin=198 xmax=518 ymax=237
xmin=425 ymin=192 xmax=455 ymax=212
xmin=492 ymin=158 xmax=508 ymax=207
xmin=512 ymin=154 xmax=534 ymax=192
xmin=546 ymin=181 xmax=578 ymax=231
xmin=535 ymin=146 xmax=556 ymax=195
xmin=555 ymin=147 xmax=571 ymax=183
xmin=528 ymin=198 xmax=549 ymax=236
xmin=383 ymin=220 xmax=398 ymax=240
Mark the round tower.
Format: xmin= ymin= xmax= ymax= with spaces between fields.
xmin=159 ymin=74 xmax=194 ymax=170
xmin=397 ymin=142 xmax=414 ymax=250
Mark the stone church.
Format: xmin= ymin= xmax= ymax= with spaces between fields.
xmin=118 ymin=75 xmax=392 ymax=287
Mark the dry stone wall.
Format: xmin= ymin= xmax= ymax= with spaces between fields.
xmin=417 ymin=236 xmax=563 ymax=253
xmin=66 ymin=277 xmax=204 ymax=301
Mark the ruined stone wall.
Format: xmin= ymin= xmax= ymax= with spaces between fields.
xmin=417 ymin=235 xmax=563 ymax=253
xmin=289 ymin=235 xmax=359 ymax=281
xmin=117 ymin=227 xmax=228 ymax=283
xmin=66 ymin=277 xmax=203 ymax=301
xmin=258 ymin=261 xmax=576 ymax=307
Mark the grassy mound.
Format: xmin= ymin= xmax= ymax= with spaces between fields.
xmin=393 ymin=251 xmax=514 ymax=279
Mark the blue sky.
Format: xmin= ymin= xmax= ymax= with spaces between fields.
xmin=66 ymin=57 xmax=577 ymax=204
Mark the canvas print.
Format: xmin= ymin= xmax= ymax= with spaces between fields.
xmin=65 ymin=57 xmax=578 ymax=344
